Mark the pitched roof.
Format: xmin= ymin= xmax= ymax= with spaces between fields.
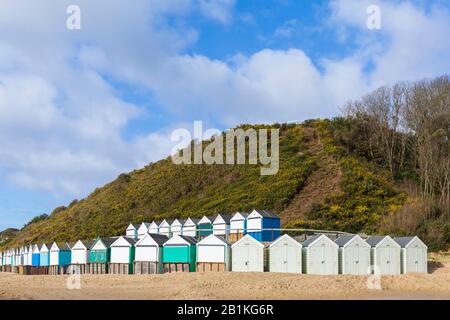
xmin=366 ymin=236 xmax=388 ymax=247
xmin=92 ymin=237 xmax=117 ymax=248
xmin=148 ymin=234 xmax=169 ymax=246
xmin=178 ymin=235 xmax=198 ymax=245
xmin=184 ymin=218 xmax=200 ymax=224
xmin=394 ymin=237 xmax=416 ymax=248
xmin=301 ymin=234 xmax=336 ymax=247
xmin=54 ymin=242 xmax=72 ymax=251
xmin=335 ymin=235 xmax=357 ymax=247
xmin=140 ymin=222 xmax=151 ymax=228
xmin=233 ymin=212 xmax=249 ymax=218
xmin=79 ymin=240 xmax=94 ymax=248
xmin=172 ymin=218 xmax=186 ymax=225
xmin=122 ymin=237 xmax=138 ymax=246
xmin=252 ymin=209 xmax=279 ymax=218
xmin=214 ymin=214 xmax=233 ymax=224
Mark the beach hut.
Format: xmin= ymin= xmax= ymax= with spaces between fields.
xmin=198 ymin=216 xmax=215 ymax=238
xmin=366 ymin=236 xmax=401 ymax=275
xmin=134 ymin=233 xmax=168 ymax=274
xmin=22 ymin=246 xmax=28 ymax=266
xmin=394 ymin=236 xmax=428 ymax=274
xmin=336 ymin=235 xmax=371 ymax=275
xmin=246 ymin=209 xmax=281 ymax=241
xmin=26 ymin=245 xmax=33 ymax=266
xmin=212 ymin=214 xmax=232 ymax=237
xmin=302 ymin=234 xmax=339 ymax=275
xmin=159 ymin=219 xmax=172 ymax=237
xmin=32 ymin=244 xmax=40 ymax=266
xmin=137 ymin=222 xmax=151 ymax=239
xmin=196 ymin=234 xmax=231 ymax=272
xmin=182 ymin=218 xmax=199 ymax=237
xmin=148 ymin=221 xmax=160 ymax=234
xmin=18 ymin=247 xmax=24 ymax=266
xmin=39 ymin=244 xmax=50 ymax=267
xmin=89 ymin=237 xmax=115 ymax=274
xmin=162 ymin=234 xmax=197 ymax=272
xmin=269 ymin=234 xmax=302 ymax=273
xmin=49 ymin=242 xmax=72 ymax=275
xmin=126 ymin=224 xmax=139 ymax=239
xmin=69 ymin=240 xmax=93 ymax=274
xmin=109 ymin=236 xmax=137 ymax=274
xmin=231 ymin=234 xmax=265 ymax=272
xmin=229 ymin=212 xmax=248 ymax=243
xmin=170 ymin=219 xmax=185 ymax=236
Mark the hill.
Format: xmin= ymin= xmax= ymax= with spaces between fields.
xmin=5 ymin=119 xmax=413 ymax=249
xmin=0 ymin=228 xmax=19 ymax=245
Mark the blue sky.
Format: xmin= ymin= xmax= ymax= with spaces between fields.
xmin=1 ymin=0 xmax=450 ymax=230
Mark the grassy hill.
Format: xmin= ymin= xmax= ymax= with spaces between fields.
xmin=4 ymin=118 xmax=445 ymax=250
xmin=0 ymin=228 xmax=19 ymax=246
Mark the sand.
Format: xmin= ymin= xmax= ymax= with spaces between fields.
xmin=1 ymin=254 xmax=449 ymax=300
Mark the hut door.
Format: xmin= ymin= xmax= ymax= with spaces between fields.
xmin=354 ymin=244 xmax=360 ymax=274
xmin=386 ymin=245 xmax=391 ymax=274
xmin=320 ymin=243 xmax=326 ymax=274
xmin=285 ymin=244 xmax=298 ymax=273
xmin=247 ymin=245 xmax=257 ymax=272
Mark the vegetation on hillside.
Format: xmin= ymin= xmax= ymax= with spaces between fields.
xmin=3 ymin=75 xmax=448 ymax=251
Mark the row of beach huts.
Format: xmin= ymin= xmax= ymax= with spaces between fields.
xmin=0 ymin=210 xmax=428 ymax=276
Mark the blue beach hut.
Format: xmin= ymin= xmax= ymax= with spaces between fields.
xmin=39 ymin=244 xmax=50 ymax=266
xmin=32 ymin=244 xmax=40 ymax=266
xmin=246 ymin=209 xmax=281 ymax=241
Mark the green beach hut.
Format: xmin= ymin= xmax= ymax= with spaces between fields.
xmin=197 ymin=216 xmax=215 ymax=238
xmin=88 ymin=237 xmax=116 ymax=274
xmin=162 ymin=234 xmax=197 ymax=272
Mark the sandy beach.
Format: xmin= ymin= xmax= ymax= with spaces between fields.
xmin=1 ymin=255 xmax=449 ymax=300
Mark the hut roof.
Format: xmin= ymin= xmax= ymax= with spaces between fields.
xmin=178 ymin=235 xmax=198 ymax=245
xmin=302 ymin=234 xmax=334 ymax=247
xmin=394 ymin=237 xmax=417 ymax=248
xmin=335 ymin=235 xmax=357 ymax=247
xmin=148 ymin=234 xmax=169 ymax=246
xmin=366 ymin=236 xmax=388 ymax=247
xmin=252 ymin=209 xmax=278 ymax=218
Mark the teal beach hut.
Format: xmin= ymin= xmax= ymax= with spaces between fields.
xmin=162 ymin=234 xmax=197 ymax=272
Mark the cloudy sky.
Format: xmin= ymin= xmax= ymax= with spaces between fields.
xmin=1 ymin=0 xmax=450 ymax=230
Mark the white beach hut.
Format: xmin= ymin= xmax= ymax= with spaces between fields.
xmin=229 ymin=212 xmax=248 ymax=242
xmin=231 ymin=234 xmax=265 ymax=272
xmin=134 ymin=233 xmax=169 ymax=274
xmin=109 ymin=236 xmax=137 ymax=274
xmin=137 ymin=222 xmax=151 ymax=239
xmin=366 ymin=236 xmax=401 ymax=275
xmin=196 ymin=234 xmax=231 ymax=272
xmin=125 ymin=224 xmax=139 ymax=239
xmin=336 ymin=235 xmax=371 ymax=275
xmin=22 ymin=246 xmax=29 ymax=266
xmin=26 ymin=245 xmax=33 ymax=266
xmin=302 ymin=234 xmax=339 ymax=275
xmin=69 ymin=240 xmax=93 ymax=274
xmin=148 ymin=221 xmax=160 ymax=234
xmin=182 ymin=218 xmax=199 ymax=237
xmin=159 ymin=219 xmax=172 ymax=237
xmin=394 ymin=236 xmax=428 ymax=274
xmin=212 ymin=214 xmax=232 ymax=237
xmin=269 ymin=234 xmax=302 ymax=273
xmin=170 ymin=219 xmax=185 ymax=236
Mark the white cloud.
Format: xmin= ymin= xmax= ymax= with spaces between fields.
xmin=197 ymin=0 xmax=235 ymax=24
xmin=0 ymin=0 xmax=449 ymax=203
